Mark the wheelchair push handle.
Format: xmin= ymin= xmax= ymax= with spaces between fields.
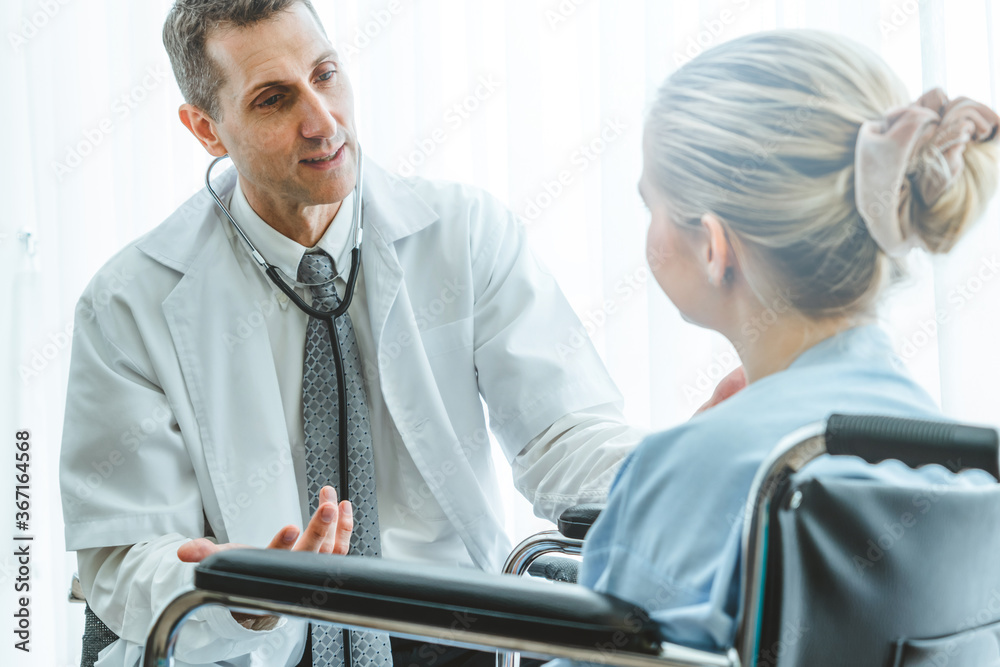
xmin=825 ymin=413 xmax=1000 ymax=480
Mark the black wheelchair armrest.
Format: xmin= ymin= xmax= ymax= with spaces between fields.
xmin=144 ymin=549 xmax=738 ymax=666
xmin=193 ymin=549 xmax=661 ymax=657
xmin=558 ymin=503 xmax=605 ymax=540
xmin=826 ymin=414 xmax=1000 ymax=479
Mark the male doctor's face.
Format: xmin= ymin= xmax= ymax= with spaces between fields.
xmin=193 ymin=3 xmax=357 ymax=209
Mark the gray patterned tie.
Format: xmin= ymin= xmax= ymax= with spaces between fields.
xmin=298 ymin=250 xmax=392 ymax=667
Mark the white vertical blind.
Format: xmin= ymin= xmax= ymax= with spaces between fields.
xmin=2 ymin=1 xmax=999 ymax=664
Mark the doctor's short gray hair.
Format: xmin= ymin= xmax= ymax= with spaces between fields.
xmin=163 ymin=0 xmax=326 ymax=122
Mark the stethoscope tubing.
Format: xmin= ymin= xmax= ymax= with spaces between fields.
xmin=205 ymin=147 xmax=366 ymax=619
xmin=205 ymin=145 xmax=365 ymax=315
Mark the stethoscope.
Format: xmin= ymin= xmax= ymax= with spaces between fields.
xmin=204 ymin=145 xmax=365 ymax=519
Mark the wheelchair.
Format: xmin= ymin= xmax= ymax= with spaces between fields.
xmin=83 ymin=414 xmax=1000 ymax=666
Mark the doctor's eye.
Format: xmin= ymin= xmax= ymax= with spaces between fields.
xmin=317 ymin=68 xmax=337 ymax=83
xmin=259 ymin=94 xmax=283 ymax=108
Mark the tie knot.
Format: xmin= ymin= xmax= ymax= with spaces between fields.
xmin=297 ymin=250 xmax=342 ymax=307
xmin=297 ymin=250 xmax=336 ymax=283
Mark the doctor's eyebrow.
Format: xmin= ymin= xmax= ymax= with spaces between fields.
xmin=242 ymin=48 xmax=340 ymax=101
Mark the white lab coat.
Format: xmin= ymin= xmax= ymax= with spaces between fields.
xmin=60 ymin=161 xmax=635 ymax=665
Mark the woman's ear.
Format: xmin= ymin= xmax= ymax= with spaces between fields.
xmin=699 ymin=213 xmax=736 ymax=287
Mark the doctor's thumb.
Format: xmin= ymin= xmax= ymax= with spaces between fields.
xmin=177 ymin=537 xmax=219 ymax=563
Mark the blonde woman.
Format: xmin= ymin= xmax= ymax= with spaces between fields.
xmin=578 ymin=30 xmax=999 ymax=651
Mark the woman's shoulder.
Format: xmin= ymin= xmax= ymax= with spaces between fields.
xmin=627 ymin=326 xmax=943 ymax=485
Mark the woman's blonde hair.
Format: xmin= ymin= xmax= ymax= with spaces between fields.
xmin=645 ymin=29 xmax=999 ymax=318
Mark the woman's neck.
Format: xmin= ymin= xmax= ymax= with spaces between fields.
xmin=725 ymin=305 xmax=863 ymax=385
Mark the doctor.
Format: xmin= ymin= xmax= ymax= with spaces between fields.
xmin=59 ymin=1 xmax=648 ymax=666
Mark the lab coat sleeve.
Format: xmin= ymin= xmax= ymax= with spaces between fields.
xmin=512 ymin=404 xmax=647 ymax=521
xmin=469 ymin=197 xmax=645 ymax=523
xmin=60 ymin=269 xmax=205 ymax=549
xmin=60 ymin=264 xmax=302 ymax=665
xmin=77 ymin=535 xmax=303 ymax=666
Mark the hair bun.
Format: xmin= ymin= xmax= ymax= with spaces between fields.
xmin=907 ymin=128 xmax=999 ymax=254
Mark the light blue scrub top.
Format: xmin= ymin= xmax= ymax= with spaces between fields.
xmin=576 ymin=324 xmax=993 ymax=653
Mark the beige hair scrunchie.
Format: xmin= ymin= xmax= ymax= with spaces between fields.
xmin=854 ymin=87 xmax=999 ymax=257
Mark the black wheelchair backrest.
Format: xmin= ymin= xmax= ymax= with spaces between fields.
xmin=761 ymin=472 xmax=1000 ymax=666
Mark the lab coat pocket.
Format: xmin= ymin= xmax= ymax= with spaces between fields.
xmin=418 ymin=317 xmax=473 ymax=358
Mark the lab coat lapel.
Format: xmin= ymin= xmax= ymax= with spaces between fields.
xmin=361 ymin=163 xmax=435 ymax=342
xmin=159 ymin=199 xmax=302 ymax=548
xmin=362 ymin=165 xmax=508 ymax=569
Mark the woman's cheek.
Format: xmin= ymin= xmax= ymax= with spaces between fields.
xmin=647 ymin=217 xmax=701 ymax=318
xmin=646 ymin=218 xmax=675 ymax=291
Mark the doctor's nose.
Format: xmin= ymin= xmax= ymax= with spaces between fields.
xmin=298 ymin=89 xmax=339 ymax=142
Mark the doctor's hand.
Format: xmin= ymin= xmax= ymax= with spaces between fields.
xmin=177 ymin=486 xmax=354 ymax=563
xmin=695 ymin=366 xmax=747 ymax=414
xmin=176 ymin=486 xmax=353 ymax=631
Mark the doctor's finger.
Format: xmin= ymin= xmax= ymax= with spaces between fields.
xmin=333 ymin=501 xmax=353 ymax=555
xmin=319 ymin=487 xmax=340 ymax=554
xmin=266 ymin=525 xmax=301 ymax=550
xmin=177 ymin=538 xmax=253 ymax=562
xmin=295 ymin=502 xmax=339 ymax=552
xmin=177 ymin=538 xmax=219 ymax=563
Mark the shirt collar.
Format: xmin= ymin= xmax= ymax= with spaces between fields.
xmin=230 ymin=175 xmax=356 ymax=282
xmin=786 ymin=323 xmax=887 ymax=371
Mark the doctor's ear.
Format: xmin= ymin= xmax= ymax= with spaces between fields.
xmin=699 ymin=213 xmax=738 ymax=288
xmin=179 ymin=103 xmax=228 ymax=158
